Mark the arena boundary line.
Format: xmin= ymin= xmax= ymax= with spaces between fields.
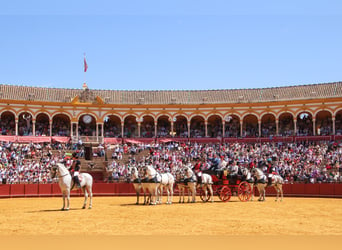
xmin=1 ymin=183 xmax=342 ymax=199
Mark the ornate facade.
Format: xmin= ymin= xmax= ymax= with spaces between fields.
xmin=0 ymin=82 xmax=342 ymax=143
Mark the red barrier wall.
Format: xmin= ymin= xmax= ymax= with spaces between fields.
xmin=1 ymin=183 xmax=342 ymax=199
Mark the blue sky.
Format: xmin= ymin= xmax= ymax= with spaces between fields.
xmin=0 ymin=0 xmax=342 ymax=90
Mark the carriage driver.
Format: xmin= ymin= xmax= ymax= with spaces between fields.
xmin=228 ymin=161 xmax=239 ymax=181
xmin=70 ymin=152 xmax=81 ymax=188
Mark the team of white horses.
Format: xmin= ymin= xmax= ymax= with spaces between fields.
xmin=129 ymin=164 xmax=284 ymax=205
xmin=49 ymin=162 xmax=283 ymax=210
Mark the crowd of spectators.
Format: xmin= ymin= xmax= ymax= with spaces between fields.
xmin=105 ymin=140 xmax=342 ymax=184
xmin=1 ymin=140 xmax=342 ymax=185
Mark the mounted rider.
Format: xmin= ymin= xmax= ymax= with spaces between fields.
xmin=70 ymin=152 xmax=81 ymax=188
xmin=267 ymin=162 xmax=278 ymax=186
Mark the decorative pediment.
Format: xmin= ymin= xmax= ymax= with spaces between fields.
xmin=71 ymin=88 xmax=105 ymax=105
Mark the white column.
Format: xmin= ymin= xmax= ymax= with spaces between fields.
xmin=205 ymin=121 xmax=208 ymax=137
xmin=240 ymin=121 xmax=243 ymax=137
xmin=332 ymin=117 xmax=336 ymax=135
xmin=96 ymin=123 xmax=99 ymax=141
xmin=154 ymin=122 xmax=157 ymax=138
xmin=15 ymin=120 xmax=18 ymax=136
xmin=171 ymin=121 xmax=174 ymax=137
xmin=312 ymin=118 xmax=316 ymax=136
xmin=32 ymin=120 xmax=36 ymax=136
xmin=187 ymin=121 xmax=191 ymax=138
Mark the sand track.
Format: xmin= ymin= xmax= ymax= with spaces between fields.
xmin=1 ymin=196 xmax=341 ymax=235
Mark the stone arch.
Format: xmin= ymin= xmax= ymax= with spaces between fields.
xmin=51 ymin=112 xmax=72 ymax=121
xmin=124 ymin=115 xmax=138 ymax=138
xmin=242 ymin=114 xmax=258 ymax=137
xmin=315 ymin=110 xmax=333 ymax=135
xmin=296 ymin=111 xmax=313 ymax=136
xmin=17 ymin=111 xmax=34 ymax=136
xmin=104 ymin=114 xmax=122 ymax=138
xmin=140 ymin=114 xmax=155 ymax=138
xmin=78 ymin=114 xmax=97 ymax=136
xmin=174 ymin=114 xmax=188 ymax=137
xmin=260 ymin=113 xmax=276 ymax=137
xmin=207 ymin=114 xmax=222 ymax=138
xmin=35 ymin=113 xmax=50 ymax=136
xmin=0 ymin=111 xmax=15 ymax=135
xmin=52 ymin=114 xmax=71 ymax=136
xmin=157 ymin=115 xmax=171 ymax=137
xmin=335 ymin=109 xmax=342 ymax=135
xmin=190 ymin=115 xmax=205 ymax=138
xmin=278 ymin=112 xmax=294 ymax=136
xmin=224 ymin=114 xmax=240 ymax=137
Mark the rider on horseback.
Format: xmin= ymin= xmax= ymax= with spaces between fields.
xmin=70 ymin=152 xmax=81 ymax=188
xmin=267 ymin=162 xmax=278 ymax=186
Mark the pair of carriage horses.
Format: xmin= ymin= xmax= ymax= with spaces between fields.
xmin=49 ymin=161 xmax=284 ymax=210
xmin=130 ymin=163 xmax=284 ymax=205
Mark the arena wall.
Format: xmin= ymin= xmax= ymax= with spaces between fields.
xmin=0 ymin=183 xmax=342 ymax=199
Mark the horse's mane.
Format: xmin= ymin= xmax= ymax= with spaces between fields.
xmin=56 ymin=163 xmax=69 ymax=176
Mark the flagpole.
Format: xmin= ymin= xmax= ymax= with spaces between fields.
xmin=84 ymin=53 xmax=87 ymax=85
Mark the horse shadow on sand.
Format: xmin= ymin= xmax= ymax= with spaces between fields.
xmin=26 ymin=208 xmax=85 ymax=213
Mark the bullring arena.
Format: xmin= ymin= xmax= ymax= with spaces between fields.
xmin=0 ymin=82 xmax=342 ymax=249
xmin=1 ymin=196 xmax=342 ymax=235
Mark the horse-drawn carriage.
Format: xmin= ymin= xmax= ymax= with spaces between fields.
xmin=197 ymin=168 xmax=254 ymax=202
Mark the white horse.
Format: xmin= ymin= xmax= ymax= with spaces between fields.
xmin=197 ymin=171 xmax=214 ymax=202
xmin=144 ymin=165 xmax=174 ymax=205
xmin=50 ymin=163 xmax=93 ymax=210
xmin=183 ymin=166 xmax=197 ymax=203
xmin=129 ymin=166 xmax=150 ymax=205
xmin=251 ymin=167 xmax=284 ymax=202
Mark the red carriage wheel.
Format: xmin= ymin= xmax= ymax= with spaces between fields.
xmin=199 ymin=187 xmax=211 ymax=202
xmin=238 ymin=181 xmax=252 ymax=202
xmin=219 ymin=186 xmax=231 ymax=202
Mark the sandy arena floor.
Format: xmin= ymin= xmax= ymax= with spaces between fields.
xmin=0 ymin=196 xmax=341 ymax=236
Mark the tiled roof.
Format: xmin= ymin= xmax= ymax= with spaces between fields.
xmin=0 ymin=82 xmax=341 ymax=105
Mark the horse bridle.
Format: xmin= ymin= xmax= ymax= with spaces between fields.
xmin=51 ymin=166 xmax=69 ymax=178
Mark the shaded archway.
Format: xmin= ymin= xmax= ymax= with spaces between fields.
xmin=335 ymin=110 xmax=342 ymax=135
xmin=141 ymin=115 xmax=155 ymax=138
xmin=297 ymin=112 xmax=313 ymax=136
xmin=207 ymin=115 xmax=222 ymax=138
xmin=224 ymin=115 xmax=240 ymax=137
xmin=35 ymin=113 xmax=50 ymax=136
xmin=79 ymin=114 xmax=96 ymax=136
xmin=104 ymin=115 xmax=121 ymax=137
xmin=18 ymin=112 xmax=33 ymax=136
xmin=157 ymin=115 xmax=171 ymax=137
xmin=174 ymin=115 xmax=188 ymax=137
xmin=242 ymin=114 xmax=258 ymax=137
xmin=0 ymin=111 xmax=15 ymax=135
xmin=278 ymin=112 xmax=294 ymax=136
xmin=190 ymin=115 xmax=205 ymax=138
xmin=124 ymin=115 xmax=138 ymax=138
xmin=261 ymin=114 xmax=276 ymax=137
xmin=316 ymin=111 xmax=332 ymax=135
xmin=52 ymin=114 xmax=71 ymax=136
